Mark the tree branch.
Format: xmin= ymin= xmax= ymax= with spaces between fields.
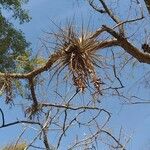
xmin=41 ymin=103 xmax=100 ymax=111
xmin=0 ymin=120 xmax=40 ymax=128
xmin=102 ymin=25 xmax=150 ymax=64
xmin=29 ymin=78 xmax=38 ymax=106
xmin=0 ymin=50 xmax=64 ymax=80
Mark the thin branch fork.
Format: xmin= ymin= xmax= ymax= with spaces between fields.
xmin=99 ymin=0 xmax=121 ymax=24
xmin=68 ymin=128 xmax=125 ymax=150
xmin=25 ymin=115 xmax=51 ymax=150
xmin=88 ymin=0 xmax=106 ymax=13
xmin=101 ymin=129 xmax=126 ymax=150
xmin=88 ymin=0 xmax=124 ymax=35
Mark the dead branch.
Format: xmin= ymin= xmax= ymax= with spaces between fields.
xmin=41 ymin=102 xmax=100 ymax=110
xmin=29 ymin=78 xmax=38 ymax=106
xmin=0 ymin=120 xmax=40 ymax=128
xmin=102 ymin=25 xmax=150 ymax=64
xmin=87 ymin=0 xmax=124 ymax=35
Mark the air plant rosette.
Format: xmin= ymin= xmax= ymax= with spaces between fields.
xmin=50 ymin=24 xmax=104 ymax=99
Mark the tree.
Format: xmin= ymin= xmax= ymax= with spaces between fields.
xmin=0 ymin=0 xmax=150 ymax=149
xmin=0 ymin=0 xmax=31 ymax=72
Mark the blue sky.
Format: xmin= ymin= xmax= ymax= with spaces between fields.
xmin=0 ymin=0 xmax=150 ymax=149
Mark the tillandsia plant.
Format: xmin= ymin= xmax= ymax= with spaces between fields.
xmin=50 ymin=24 xmax=104 ymax=98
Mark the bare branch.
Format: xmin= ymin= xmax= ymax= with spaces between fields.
xmin=99 ymin=0 xmax=121 ymax=24
xmin=41 ymin=103 xmax=100 ymax=111
xmin=102 ymin=25 xmax=150 ymax=64
xmin=29 ymin=78 xmax=38 ymax=106
xmin=0 ymin=108 xmax=5 ymax=126
xmin=0 ymin=120 xmax=40 ymax=128
xmin=88 ymin=0 xmax=106 ymax=13
xmin=25 ymin=115 xmax=51 ymax=150
xmin=88 ymin=0 xmax=124 ymax=34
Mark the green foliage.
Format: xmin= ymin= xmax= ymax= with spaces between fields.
xmin=0 ymin=15 xmax=30 ymax=72
xmin=16 ymin=52 xmax=47 ymax=73
xmin=0 ymin=0 xmax=31 ymax=23
xmin=0 ymin=0 xmax=31 ymax=72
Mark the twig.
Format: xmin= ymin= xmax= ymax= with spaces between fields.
xmin=0 ymin=108 xmax=5 ymax=126
xmin=0 ymin=120 xmax=40 ymax=128
xmin=41 ymin=103 xmax=100 ymax=111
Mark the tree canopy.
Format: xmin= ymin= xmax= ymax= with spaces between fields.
xmin=0 ymin=0 xmax=30 ymax=72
